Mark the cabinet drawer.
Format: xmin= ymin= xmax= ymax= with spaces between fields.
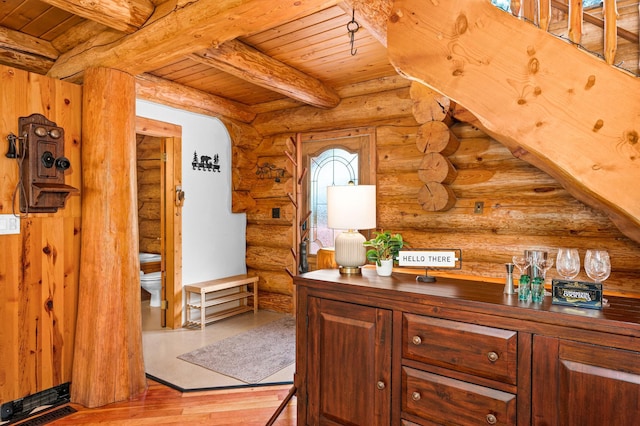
xmin=403 ymin=366 xmax=516 ymax=426
xmin=403 ymin=313 xmax=517 ymax=384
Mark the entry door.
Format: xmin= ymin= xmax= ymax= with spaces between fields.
xmin=136 ymin=117 xmax=183 ymax=329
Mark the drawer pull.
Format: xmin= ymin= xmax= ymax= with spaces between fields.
xmin=487 ymin=351 xmax=499 ymax=362
xmin=411 ymin=391 xmax=421 ymax=401
xmin=412 ymin=335 xmax=422 ymax=345
xmin=376 ymin=381 xmax=386 ymax=390
xmin=486 ymin=414 xmax=497 ymax=424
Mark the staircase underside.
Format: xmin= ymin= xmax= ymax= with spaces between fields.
xmin=387 ymin=0 xmax=640 ymax=244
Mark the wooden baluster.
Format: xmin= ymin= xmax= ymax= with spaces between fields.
xmin=568 ymin=0 xmax=583 ymax=44
xmin=538 ymin=0 xmax=551 ymax=31
xmin=510 ymin=0 xmax=522 ymax=17
xmin=521 ymin=0 xmax=537 ymax=24
xmin=603 ymin=0 xmax=618 ymax=65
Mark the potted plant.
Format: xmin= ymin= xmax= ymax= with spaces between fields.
xmin=363 ymin=231 xmax=405 ymax=276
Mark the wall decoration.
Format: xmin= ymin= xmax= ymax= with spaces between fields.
xmin=256 ymin=162 xmax=285 ymax=182
xmin=192 ymin=151 xmax=221 ymax=172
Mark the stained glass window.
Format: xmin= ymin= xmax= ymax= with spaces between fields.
xmin=308 ymin=148 xmax=359 ymax=254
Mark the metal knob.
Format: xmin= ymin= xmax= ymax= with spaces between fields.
xmin=411 ymin=391 xmax=421 ymax=401
xmin=376 ymin=381 xmax=386 ymax=390
xmin=486 ymin=413 xmax=497 ymax=424
xmin=412 ymin=335 xmax=422 ymax=345
xmin=487 ymin=351 xmax=499 ymax=362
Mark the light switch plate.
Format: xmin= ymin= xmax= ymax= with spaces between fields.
xmin=0 ymin=214 xmax=20 ymax=235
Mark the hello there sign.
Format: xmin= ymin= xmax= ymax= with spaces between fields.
xmin=398 ymin=249 xmax=462 ymax=269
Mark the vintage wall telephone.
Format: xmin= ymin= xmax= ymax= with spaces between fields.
xmin=5 ymin=113 xmax=78 ymax=213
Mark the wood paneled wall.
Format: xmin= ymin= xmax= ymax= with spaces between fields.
xmin=0 ymin=65 xmax=82 ymax=403
xmin=235 ymin=86 xmax=640 ymax=311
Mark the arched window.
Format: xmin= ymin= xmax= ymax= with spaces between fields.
xmin=301 ymin=129 xmax=375 ymax=256
xmin=308 ymin=148 xmax=359 ymax=254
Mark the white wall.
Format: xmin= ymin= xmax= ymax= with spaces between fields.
xmin=136 ymin=100 xmax=246 ymax=285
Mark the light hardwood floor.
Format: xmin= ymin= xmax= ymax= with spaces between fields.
xmin=47 ymin=379 xmax=296 ymax=425
xmin=40 ymin=302 xmax=298 ymax=425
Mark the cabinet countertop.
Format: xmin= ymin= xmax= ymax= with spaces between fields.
xmin=295 ymin=268 xmax=640 ymax=341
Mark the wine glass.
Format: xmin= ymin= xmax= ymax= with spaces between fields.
xmin=535 ymin=256 xmax=554 ymax=281
xmin=556 ymin=248 xmax=580 ymax=280
xmin=584 ymin=250 xmax=611 ymax=283
xmin=512 ymin=255 xmax=531 ymax=280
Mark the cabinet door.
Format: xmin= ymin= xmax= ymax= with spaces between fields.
xmin=307 ymin=297 xmax=392 ymax=426
xmin=533 ymin=335 xmax=640 ymax=425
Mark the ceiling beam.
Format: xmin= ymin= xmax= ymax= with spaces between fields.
xmin=51 ymin=21 xmax=113 ymax=54
xmin=0 ymin=26 xmax=59 ymax=74
xmin=192 ymin=40 xmax=340 ymax=109
xmin=47 ymin=0 xmax=339 ymax=82
xmin=135 ymin=73 xmax=256 ymax=123
xmin=40 ymin=0 xmax=155 ymax=34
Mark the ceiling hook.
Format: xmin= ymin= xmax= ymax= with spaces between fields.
xmin=347 ymin=9 xmax=359 ymax=56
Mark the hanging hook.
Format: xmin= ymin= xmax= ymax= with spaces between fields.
xmin=347 ymin=9 xmax=359 ymax=56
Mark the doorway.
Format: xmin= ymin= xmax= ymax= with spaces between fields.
xmin=136 ymin=116 xmax=183 ymax=329
xmin=300 ymin=128 xmax=376 ymax=261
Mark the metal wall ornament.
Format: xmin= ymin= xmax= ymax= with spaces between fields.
xmin=256 ymin=162 xmax=285 ymax=182
xmin=192 ymin=151 xmax=221 ymax=172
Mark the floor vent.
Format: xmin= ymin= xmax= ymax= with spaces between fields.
xmin=0 ymin=382 xmax=71 ymax=423
xmin=13 ymin=406 xmax=77 ymax=426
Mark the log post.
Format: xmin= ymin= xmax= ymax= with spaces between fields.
xmin=72 ymin=67 xmax=146 ymax=407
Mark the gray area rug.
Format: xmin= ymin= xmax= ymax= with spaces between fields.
xmin=177 ymin=316 xmax=295 ymax=384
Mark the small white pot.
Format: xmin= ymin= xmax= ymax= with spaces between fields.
xmin=376 ymin=259 xmax=394 ymax=276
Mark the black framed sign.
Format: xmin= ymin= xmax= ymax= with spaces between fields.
xmin=551 ymin=279 xmax=603 ymax=310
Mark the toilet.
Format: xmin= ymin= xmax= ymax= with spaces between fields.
xmin=139 ymin=252 xmax=162 ymax=307
xmin=140 ymin=270 xmax=162 ymax=307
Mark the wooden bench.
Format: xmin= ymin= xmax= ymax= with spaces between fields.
xmin=184 ymin=274 xmax=258 ymax=329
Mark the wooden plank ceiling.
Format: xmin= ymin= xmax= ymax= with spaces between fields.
xmin=1 ymin=0 xmax=639 ymax=116
xmin=0 ymin=0 xmax=398 ymax=112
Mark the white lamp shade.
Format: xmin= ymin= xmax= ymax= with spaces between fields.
xmin=327 ymin=185 xmax=376 ymax=230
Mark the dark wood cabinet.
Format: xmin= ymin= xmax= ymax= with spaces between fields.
xmin=294 ymin=269 xmax=640 ymax=426
xmin=305 ymin=297 xmax=392 ymax=425
xmin=533 ymin=336 xmax=640 ymax=426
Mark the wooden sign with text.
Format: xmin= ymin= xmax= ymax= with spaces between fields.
xmin=398 ymin=249 xmax=462 ymax=282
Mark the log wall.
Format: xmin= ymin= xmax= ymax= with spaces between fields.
xmin=237 ymin=133 xmax=297 ymax=313
xmin=136 ymin=134 xmax=162 ymax=255
xmin=236 ymin=85 xmax=640 ymax=311
xmin=0 ymin=65 xmax=82 ymax=403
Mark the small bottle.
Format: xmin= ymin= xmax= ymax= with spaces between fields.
xmin=504 ymin=263 xmax=516 ymax=294
xmin=518 ymin=275 xmax=531 ymax=301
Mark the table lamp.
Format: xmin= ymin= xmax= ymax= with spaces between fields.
xmin=327 ymin=184 xmax=376 ymax=274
